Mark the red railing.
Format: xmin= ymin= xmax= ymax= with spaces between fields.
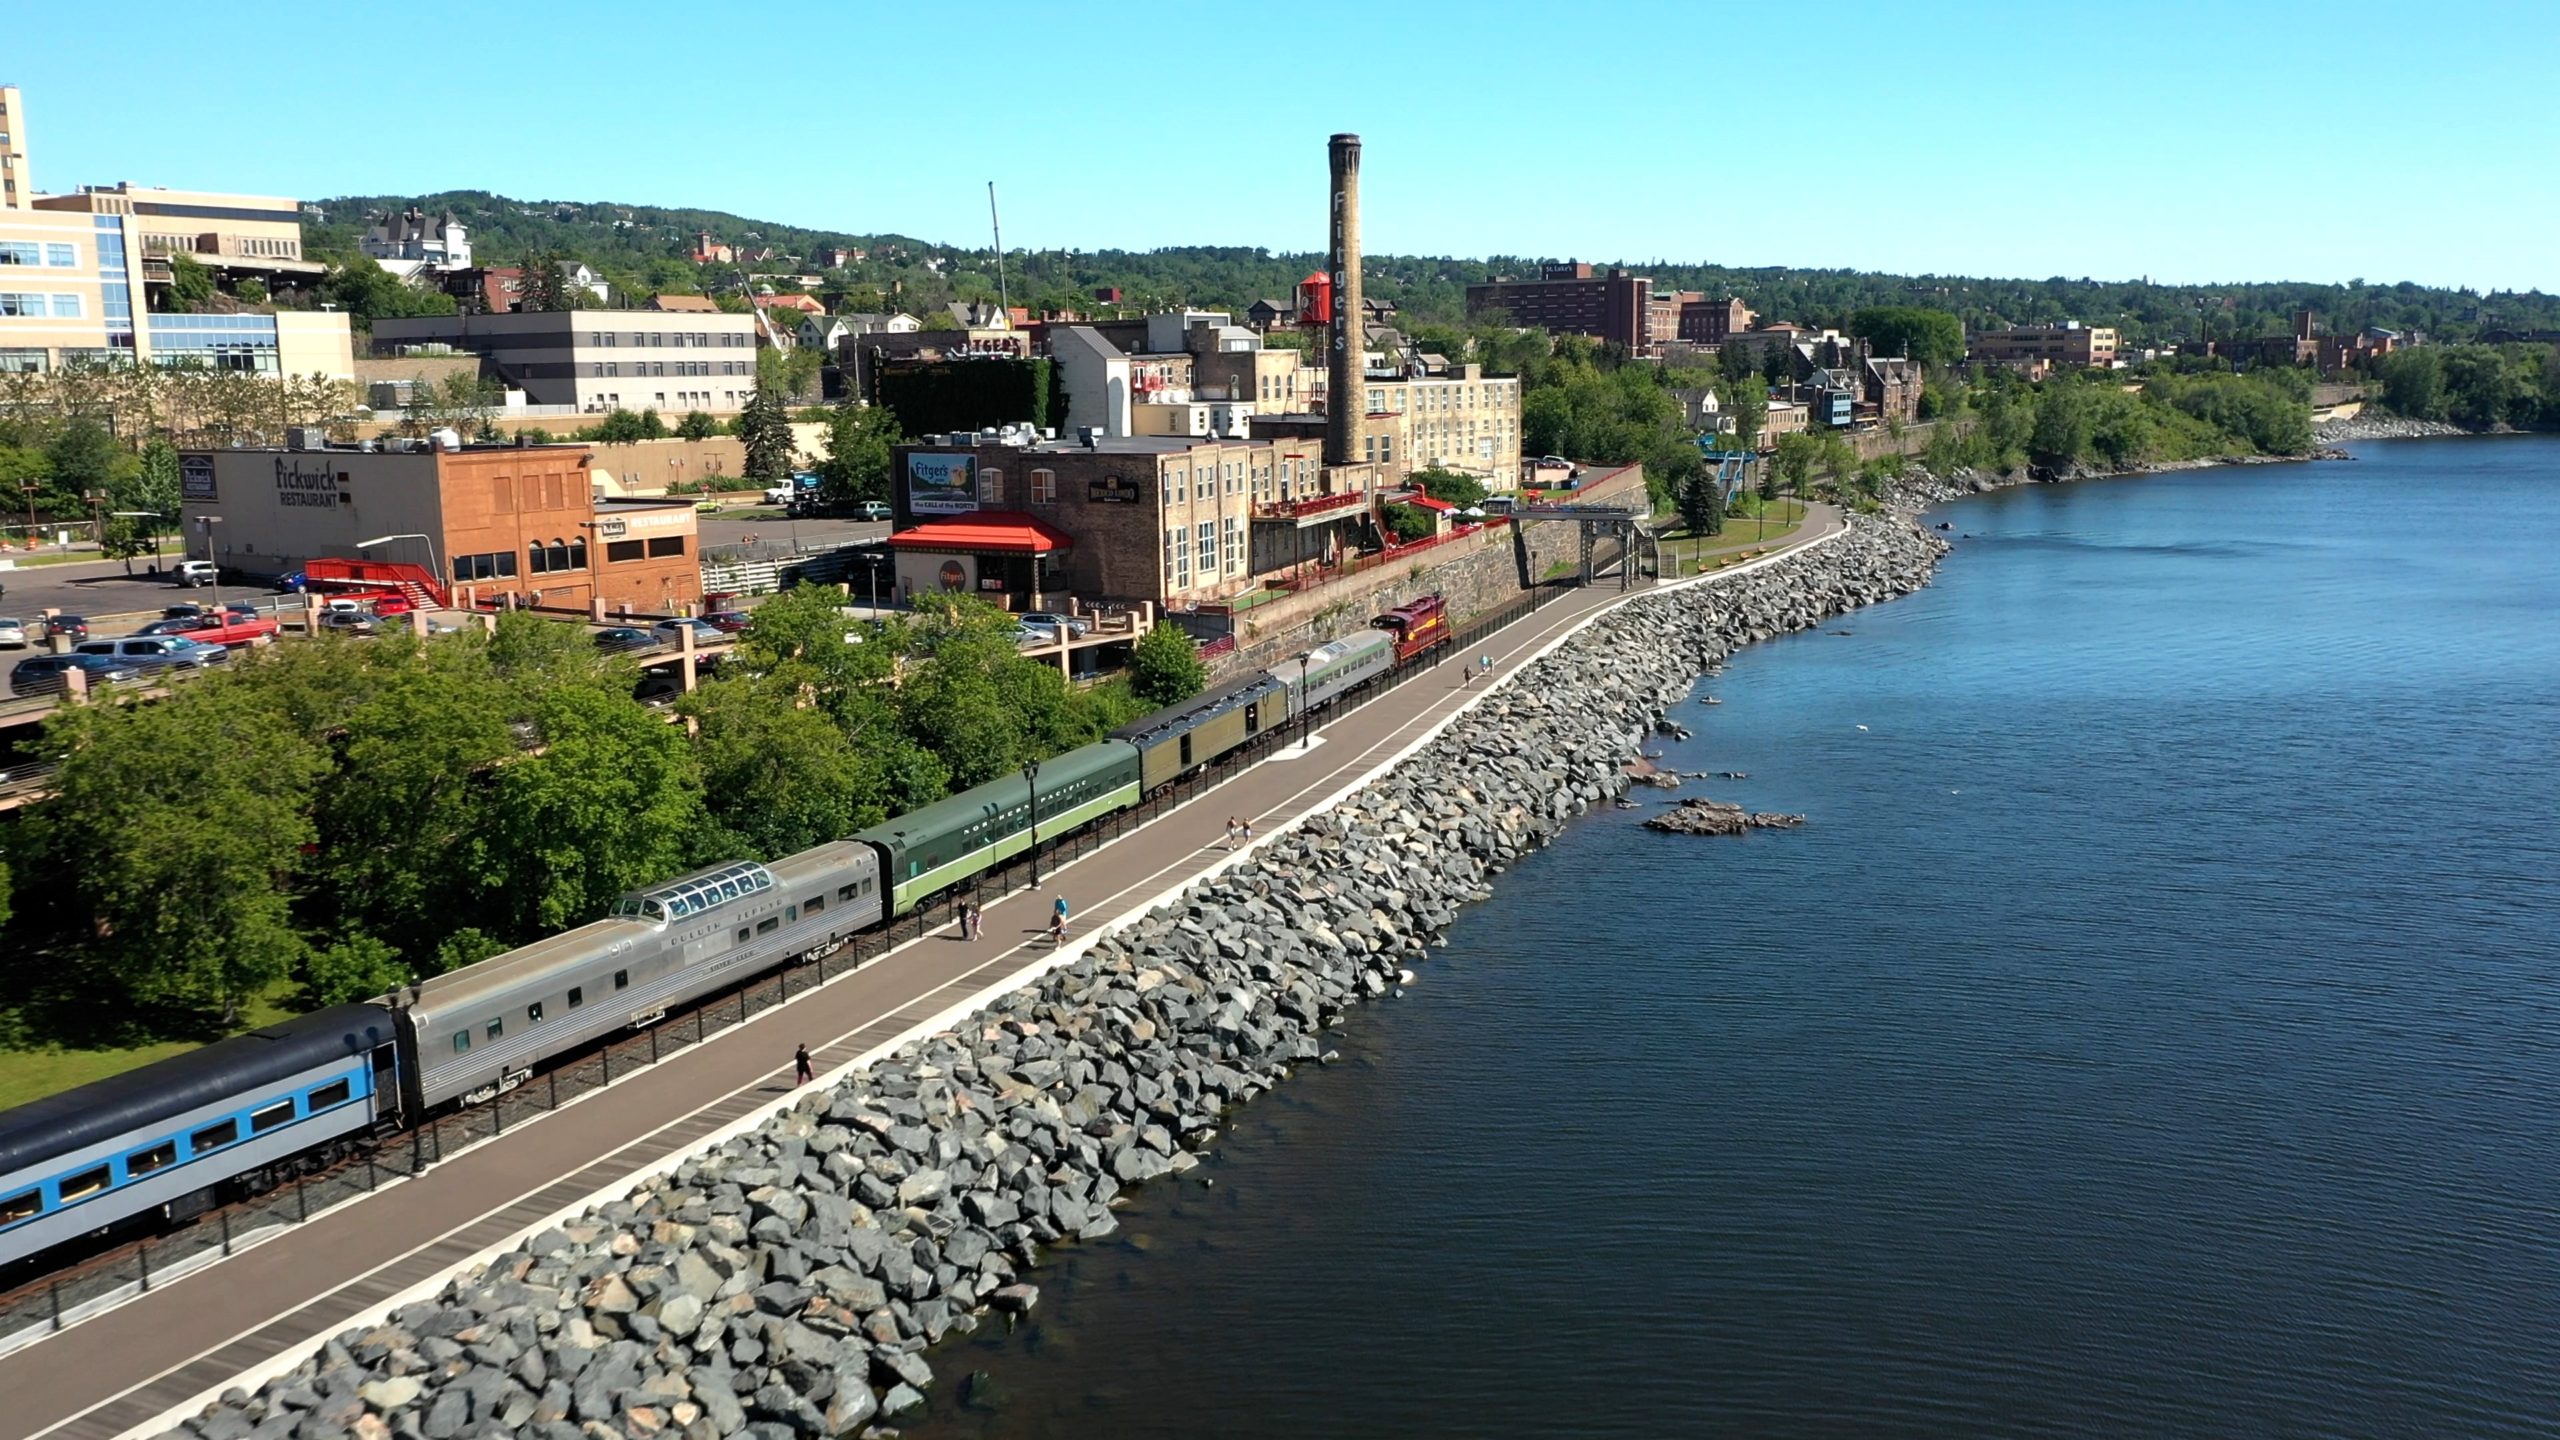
xmin=1254 ymin=489 xmax=1371 ymax=521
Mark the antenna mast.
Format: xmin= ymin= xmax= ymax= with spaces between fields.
xmin=987 ymin=181 xmax=1009 ymax=316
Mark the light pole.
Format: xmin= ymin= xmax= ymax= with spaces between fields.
xmin=1022 ymin=759 xmax=1041 ymax=888
xmin=195 ymin=514 xmax=223 ymax=611
xmin=1299 ymin=653 xmax=1312 ymax=749
xmin=356 ymin=532 xmax=444 ymax=607
xmin=17 ymin=481 xmax=37 ymax=552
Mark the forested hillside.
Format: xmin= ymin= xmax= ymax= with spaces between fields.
xmin=315 ymin=192 xmax=2560 ymax=345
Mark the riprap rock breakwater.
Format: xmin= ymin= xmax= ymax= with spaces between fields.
xmin=156 ymin=516 xmax=1946 ymax=1440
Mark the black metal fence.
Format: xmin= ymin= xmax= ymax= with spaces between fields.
xmin=0 ymin=579 xmax=1581 ymax=1344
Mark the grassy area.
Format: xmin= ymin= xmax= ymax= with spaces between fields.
xmin=0 ymin=984 xmax=297 ymax=1110
xmin=1655 ymin=500 xmax=1809 ymax=573
xmin=0 ymin=549 xmax=111 ymax=569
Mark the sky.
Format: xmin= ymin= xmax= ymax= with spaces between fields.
xmin=10 ymin=0 xmax=2558 ymax=292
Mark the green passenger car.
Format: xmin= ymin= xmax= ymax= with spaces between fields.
xmin=851 ymin=739 xmax=1143 ymax=916
xmin=1110 ymin=673 xmax=1288 ymax=794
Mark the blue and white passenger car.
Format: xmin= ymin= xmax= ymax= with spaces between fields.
xmin=0 ymin=1005 xmax=398 ymax=1268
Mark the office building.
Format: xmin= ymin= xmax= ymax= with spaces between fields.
xmin=1968 ymin=322 xmax=2119 ymax=369
xmin=371 ymin=310 xmax=763 ymax=413
xmin=1465 ymin=262 xmax=1656 ymax=353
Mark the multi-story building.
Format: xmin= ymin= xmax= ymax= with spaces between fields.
xmin=371 ymin=310 xmax=762 ymax=413
xmin=1353 ymin=364 xmax=1524 ymax=491
xmin=1049 ymin=315 xmax=1311 ymax=443
xmin=888 ymin=432 xmax=1317 ymax=608
xmin=177 ymin=440 xmax=701 ymax=613
xmin=1969 ymin=322 xmax=2119 ymax=369
xmin=1678 ymin=296 xmax=1755 ymax=345
xmin=1863 ymin=356 xmax=1922 ymax=425
xmin=0 ymin=87 xmax=352 ymax=377
xmin=1465 ymin=262 xmax=1656 ymax=354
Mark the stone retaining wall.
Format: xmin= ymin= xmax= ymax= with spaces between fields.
xmin=156 ymin=515 xmax=1948 ymax=1440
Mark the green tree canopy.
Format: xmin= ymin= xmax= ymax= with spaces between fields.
xmin=1850 ymin=306 xmax=1965 ymax=369
xmin=1129 ymin=621 xmax=1208 ymax=707
xmin=816 ymin=400 xmax=900 ymax=506
xmin=738 ymin=384 xmax=795 ymax=481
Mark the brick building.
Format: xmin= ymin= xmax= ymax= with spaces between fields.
xmin=1678 ymin=296 xmax=1756 ymax=345
xmin=1465 ymin=262 xmax=1656 ymax=354
xmin=177 ymin=441 xmax=701 ymax=613
xmin=888 ymin=431 xmax=1373 ymax=609
xmin=1968 ymin=322 xmax=2119 ymax=369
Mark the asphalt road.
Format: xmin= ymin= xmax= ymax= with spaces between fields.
xmin=693 ymin=512 xmax=887 ymax=552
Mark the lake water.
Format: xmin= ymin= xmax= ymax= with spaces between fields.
xmin=915 ymin=438 xmax=2560 ymax=1439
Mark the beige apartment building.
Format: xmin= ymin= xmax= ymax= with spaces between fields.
xmin=1969 ymin=322 xmax=2119 ymax=369
xmin=372 ymin=310 xmax=763 ymax=413
xmin=0 ymin=84 xmax=353 ymax=378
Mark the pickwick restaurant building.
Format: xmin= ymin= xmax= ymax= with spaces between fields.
xmin=179 ymin=441 xmax=702 ymax=613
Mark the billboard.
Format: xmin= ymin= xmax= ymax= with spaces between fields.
xmin=906 ymin=453 xmax=978 ymax=515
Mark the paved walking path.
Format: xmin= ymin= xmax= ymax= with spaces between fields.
xmin=0 ymin=509 xmax=1845 ymax=1440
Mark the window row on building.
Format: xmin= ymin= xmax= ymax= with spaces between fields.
xmin=585 ymin=330 xmax=752 ymax=349
xmin=590 ymin=360 xmax=745 ymax=378
xmin=0 ymin=240 xmax=78 ymax=267
xmin=1162 ymin=516 xmax=1249 ymax=591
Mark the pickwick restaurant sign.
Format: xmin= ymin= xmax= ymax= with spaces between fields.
xmin=273 ymin=456 xmax=342 ymax=508
xmin=1089 ymin=474 xmax=1143 ymax=504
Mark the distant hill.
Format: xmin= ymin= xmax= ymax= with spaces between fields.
xmin=311 ymin=191 xmax=2560 ymax=346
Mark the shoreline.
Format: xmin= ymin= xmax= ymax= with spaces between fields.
xmin=148 ymin=519 xmax=1949 ymax=1440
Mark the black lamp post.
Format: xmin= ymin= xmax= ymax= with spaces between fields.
xmin=1023 ymin=758 xmax=1041 ymax=888
xmin=1299 ymin=653 xmax=1312 ymax=749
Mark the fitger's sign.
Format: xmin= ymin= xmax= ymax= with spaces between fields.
xmin=273 ymin=457 xmax=343 ymax=509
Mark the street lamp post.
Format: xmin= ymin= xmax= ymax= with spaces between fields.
xmin=195 ymin=515 xmax=223 ymax=611
xmin=1022 ymin=759 xmax=1041 ymax=889
xmin=18 ymin=481 xmax=37 ymax=552
xmin=1299 ymin=653 xmax=1312 ymax=749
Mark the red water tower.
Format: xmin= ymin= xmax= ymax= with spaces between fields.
xmin=1297 ymin=271 xmax=1332 ymax=328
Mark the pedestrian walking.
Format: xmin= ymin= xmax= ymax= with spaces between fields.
xmin=793 ymin=1043 xmax=814 ymax=1086
xmin=1052 ymin=894 xmax=1070 ymax=935
xmin=1480 ymin=653 xmax=1493 ymax=679
xmin=965 ymin=900 xmax=982 ymax=941
xmin=1240 ymin=817 xmax=1254 ymax=843
xmin=1223 ymin=816 xmax=1240 ymax=850
xmin=1048 ymin=914 xmax=1067 ymax=947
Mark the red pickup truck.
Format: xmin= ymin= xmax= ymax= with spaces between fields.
xmin=182 ymin=614 xmax=279 ymax=648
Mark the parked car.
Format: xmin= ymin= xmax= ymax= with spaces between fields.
xmin=162 ymin=604 xmax=208 ymax=621
xmin=650 ymin=618 xmax=727 ymax=648
xmin=317 ymin=611 xmax=379 ymax=637
xmin=220 ymin=601 xmax=260 ymax=621
xmin=592 ymin=626 xmax=655 ymax=651
xmin=856 ymin=501 xmax=891 ymax=522
xmin=275 ymin=571 xmax=308 ymax=593
xmin=701 ymin=610 xmax=754 ymax=634
xmin=634 ymin=673 xmax=688 ymax=708
xmin=11 ymin=653 xmax=142 ymax=695
xmin=1018 ymin=611 xmax=1091 ymax=637
xmin=136 ymin=617 xmax=217 ymax=636
xmin=0 ymin=618 xmax=26 ymax=649
xmin=74 ymin=636 xmax=230 ymax=671
xmin=44 ymin=615 xmax=89 ymax=642
xmin=371 ymin=592 xmax=417 ymax=616
xmin=319 ymin=597 xmax=368 ymax=615
xmin=762 ymin=485 xmax=794 ymax=506
xmin=173 ymin=559 xmax=219 ymax=587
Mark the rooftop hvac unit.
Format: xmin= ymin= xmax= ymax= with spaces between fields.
xmin=286 ymin=425 xmax=330 ymax=451
xmin=429 ymin=427 xmax=463 ymax=452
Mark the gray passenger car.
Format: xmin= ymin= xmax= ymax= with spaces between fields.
xmin=397 ymin=848 xmax=883 ymax=1112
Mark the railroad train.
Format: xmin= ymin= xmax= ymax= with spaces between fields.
xmin=0 ymin=594 xmax=1455 ymax=1271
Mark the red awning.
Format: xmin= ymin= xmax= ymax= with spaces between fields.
xmin=1408 ymin=495 xmax=1456 ymax=513
xmin=885 ymin=510 xmax=1074 ymax=554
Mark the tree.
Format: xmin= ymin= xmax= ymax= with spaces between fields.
xmin=473 ymin=683 xmax=709 ymax=938
xmin=1381 ymin=501 xmax=1435 ymax=544
xmin=682 ymin=676 xmax=894 ymax=859
xmin=1717 ymin=340 xmax=1755 ymax=383
xmin=1850 ymin=306 xmax=1966 ymax=370
xmin=1762 ymin=343 xmax=1795 ymax=387
xmin=676 ymin=410 xmax=720 ymax=441
xmin=32 ymin=678 xmax=330 ymax=1022
xmin=816 ymin=400 xmax=899 ymax=505
xmin=738 ymin=384 xmax=795 ymax=481
xmin=1677 ymin=470 xmax=1724 ymax=536
xmin=303 ymin=933 xmax=409 ymax=1007
xmin=1129 ymin=621 xmax=1207 ymax=708
xmin=165 ymin=252 xmax=217 ymax=313
xmin=1410 ymin=467 xmax=1487 ymax=511
xmin=2029 ymin=380 xmax=2094 ymax=468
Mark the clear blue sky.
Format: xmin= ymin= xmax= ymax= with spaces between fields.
xmin=11 ymin=0 xmax=2556 ymax=292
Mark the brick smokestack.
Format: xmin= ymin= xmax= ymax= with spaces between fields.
xmin=1325 ymin=132 xmax=1362 ymax=470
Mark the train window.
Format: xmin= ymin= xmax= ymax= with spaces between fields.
xmin=1180 ymin=734 xmax=1194 ymax=766
xmin=191 ymin=1119 xmax=239 ymax=1153
xmin=251 ymin=1100 xmax=295 ymax=1133
xmin=58 ymin=1166 xmax=110 ymax=1202
xmin=864 ymin=877 xmax=874 ymax=894
xmin=0 ymin=1190 xmax=37 ymax=1225
xmin=127 ymin=1141 xmax=178 ymax=1177
xmin=485 ymin=1018 xmax=503 ymax=1041
xmin=836 ymin=884 xmax=857 ymax=902
xmin=1245 ymin=702 xmax=1261 ymax=735
xmin=308 ymin=1079 xmax=352 ymax=1110
xmin=567 ymin=987 xmax=584 ymax=1008
xmin=527 ymin=1002 xmax=544 ymax=1024
xmin=614 ymin=970 xmax=629 ymax=991
xmin=757 ymin=916 xmax=780 ymax=934
xmin=453 ymin=1032 xmax=471 ymax=1054
xmin=786 ymin=904 xmax=798 ymax=921
xmin=806 ymin=896 xmax=825 ymax=915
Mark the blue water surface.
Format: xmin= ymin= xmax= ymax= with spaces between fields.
xmin=922 ymin=438 xmax=2560 ymax=1439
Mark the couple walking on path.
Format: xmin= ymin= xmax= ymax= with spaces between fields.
xmin=1224 ymin=816 xmax=1256 ymax=850
xmin=953 ymin=898 xmax=985 ymax=942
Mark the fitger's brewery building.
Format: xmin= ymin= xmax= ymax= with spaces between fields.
xmin=178 ymin=440 xmax=702 ymax=613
